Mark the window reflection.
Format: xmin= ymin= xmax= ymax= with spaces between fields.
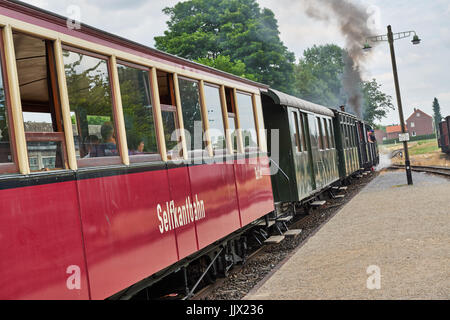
xmin=63 ymin=49 xmax=118 ymax=160
xmin=178 ymin=77 xmax=204 ymax=154
xmin=204 ymin=84 xmax=226 ymax=151
xmin=117 ymin=63 xmax=158 ymax=157
xmin=236 ymin=92 xmax=258 ymax=150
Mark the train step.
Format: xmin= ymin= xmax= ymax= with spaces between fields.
xmin=276 ymin=216 xmax=293 ymax=222
xmin=310 ymin=200 xmax=326 ymax=207
xmin=264 ymin=235 xmax=285 ymax=244
xmin=257 ymin=220 xmax=275 ymax=228
xmin=356 ymin=174 xmax=363 ymax=178
xmin=339 ymin=186 xmax=348 ymax=191
xmin=284 ymin=229 xmax=302 ymax=237
xmin=333 ymin=194 xmax=345 ymax=199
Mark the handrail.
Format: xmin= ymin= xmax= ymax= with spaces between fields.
xmin=270 ymin=157 xmax=289 ymax=181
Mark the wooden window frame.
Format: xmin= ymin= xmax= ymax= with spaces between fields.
xmin=0 ymin=29 xmax=18 ymax=174
xmin=62 ymin=45 xmax=122 ymax=168
xmin=116 ymin=59 xmax=162 ymax=163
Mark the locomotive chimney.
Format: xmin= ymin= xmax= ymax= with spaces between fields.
xmin=340 ymin=105 xmax=345 ymax=112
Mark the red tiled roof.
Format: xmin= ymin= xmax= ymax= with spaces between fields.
xmin=386 ymin=125 xmax=406 ymax=133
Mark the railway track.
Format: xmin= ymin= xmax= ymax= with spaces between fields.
xmin=389 ymin=164 xmax=450 ymax=177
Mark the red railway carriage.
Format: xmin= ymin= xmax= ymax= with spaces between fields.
xmin=0 ymin=1 xmax=274 ymax=299
xmin=438 ymin=116 xmax=450 ymax=153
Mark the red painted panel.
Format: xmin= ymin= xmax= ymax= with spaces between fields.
xmin=234 ymin=156 xmax=274 ymax=226
xmin=189 ymin=162 xmax=241 ymax=249
xmin=77 ymin=170 xmax=178 ymax=300
xmin=166 ymin=166 xmax=199 ymax=260
xmin=0 ymin=182 xmax=89 ymax=300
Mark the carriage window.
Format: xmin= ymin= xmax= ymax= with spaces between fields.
xmin=317 ymin=117 xmax=324 ymax=150
xmin=63 ymin=49 xmax=119 ymax=164
xmin=157 ymin=70 xmax=181 ymax=159
xmin=322 ymin=118 xmax=330 ymax=149
xmin=178 ymin=77 xmax=204 ymax=155
xmin=236 ymin=92 xmax=257 ymax=150
xmin=204 ymin=84 xmax=226 ymax=152
xmin=292 ymin=111 xmax=301 ymax=152
xmin=299 ymin=113 xmax=308 ymax=151
xmin=161 ymin=106 xmax=182 ymax=159
xmin=13 ymin=32 xmax=68 ymax=171
xmin=0 ymin=43 xmax=14 ymax=168
xmin=117 ymin=63 xmax=159 ymax=160
xmin=328 ymin=119 xmax=335 ymax=148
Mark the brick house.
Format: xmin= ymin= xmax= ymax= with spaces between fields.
xmin=386 ymin=125 xmax=406 ymax=140
xmin=406 ymin=108 xmax=434 ymax=137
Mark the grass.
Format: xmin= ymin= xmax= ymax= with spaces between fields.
xmin=408 ymin=139 xmax=439 ymax=155
xmin=386 ymin=138 xmax=450 ymax=167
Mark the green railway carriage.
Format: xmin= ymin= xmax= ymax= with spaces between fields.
xmin=332 ymin=109 xmax=361 ymax=178
xmin=355 ymin=120 xmax=379 ymax=170
xmin=261 ymin=89 xmax=339 ymax=204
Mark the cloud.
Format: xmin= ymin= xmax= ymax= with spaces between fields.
xmin=17 ymin=0 xmax=450 ymax=123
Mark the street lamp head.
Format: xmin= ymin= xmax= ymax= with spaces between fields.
xmin=412 ymin=34 xmax=421 ymax=45
xmin=363 ymin=42 xmax=372 ymax=51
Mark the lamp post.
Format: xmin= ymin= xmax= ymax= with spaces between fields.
xmin=364 ymin=25 xmax=421 ymax=185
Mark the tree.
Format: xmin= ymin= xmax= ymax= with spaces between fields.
xmin=294 ymin=44 xmax=346 ymax=107
xmin=294 ymin=44 xmax=393 ymax=126
xmin=432 ymin=97 xmax=442 ymax=134
xmin=154 ymin=0 xmax=296 ymax=93
xmin=196 ymin=55 xmax=257 ymax=81
xmin=361 ymin=79 xmax=394 ymax=127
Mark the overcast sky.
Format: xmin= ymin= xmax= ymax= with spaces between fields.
xmin=22 ymin=0 xmax=450 ymax=126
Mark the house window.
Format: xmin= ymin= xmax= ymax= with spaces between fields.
xmin=410 ymin=122 xmax=415 ymax=128
xmin=412 ymin=131 xmax=417 ymax=137
xmin=416 ymin=113 xmax=420 ymax=117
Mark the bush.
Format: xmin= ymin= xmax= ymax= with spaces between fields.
xmin=382 ymin=133 xmax=436 ymax=145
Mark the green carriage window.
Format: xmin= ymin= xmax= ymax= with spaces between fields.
xmin=317 ymin=117 xmax=324 ymax=150
xmin=236 ymin=92 xmax=257 ymax=150
xmin=63 ymin=49 xmax=118 ymax=161
xmin=178 ymin=77 xmax=204 ymax=154
xmin=322 ymin=118 xmax=330 ymax=149
xmin=117 ymin=63 xmax=158 ymax=158
xmin=292 ymin=111 xmax=302 ymax=152
xmin=328 ymin=119 xmax=335 ymax=148
xmin=204 ymin=84 xmax=226 ymax=151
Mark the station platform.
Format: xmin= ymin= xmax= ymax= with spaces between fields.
xmin=244 ymin=170 xmax=450 ymax=300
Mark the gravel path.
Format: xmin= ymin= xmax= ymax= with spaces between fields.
xmin=244 ymin=170 xmax=450 ymax=300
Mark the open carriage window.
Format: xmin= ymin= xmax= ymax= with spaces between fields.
xmin=157 ymin=70 xmax=182 ymax=159
xmin=117 ymin=62 xmax=160 ymax=162
xmin=13 ymin=32 xmax=68 ymax=172
xmin=62 ymin=47 xmax=120 ymax=167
